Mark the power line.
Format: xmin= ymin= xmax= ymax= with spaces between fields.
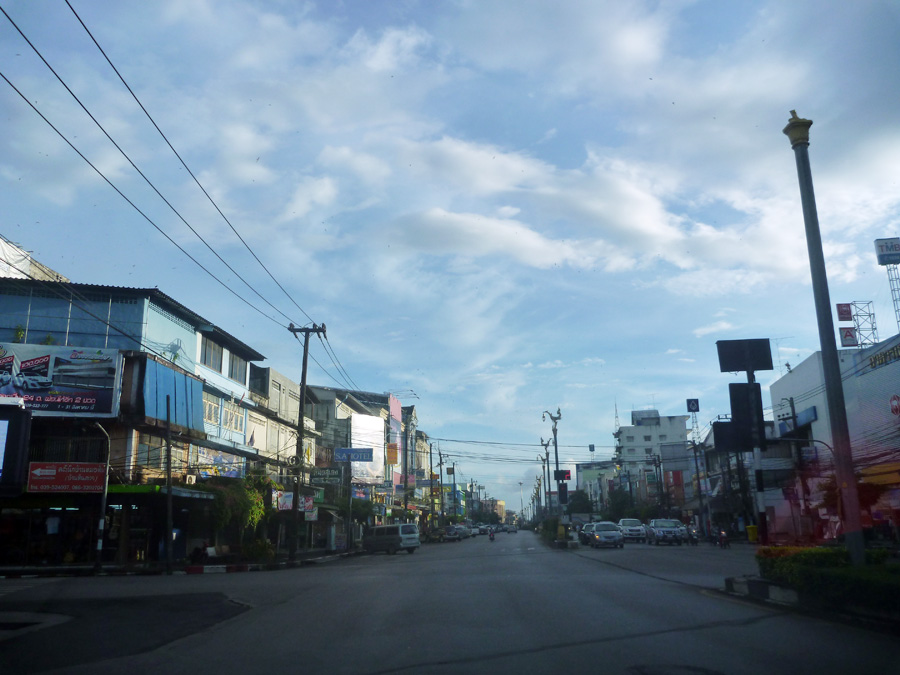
xmin=0 ymin=68 xmax=289 ymax=329
xmin=63 ymin=0 xmax=315 ymax=326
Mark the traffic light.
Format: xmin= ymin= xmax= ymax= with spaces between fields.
xmin=558 ymin=482 xmax=568 ymax=505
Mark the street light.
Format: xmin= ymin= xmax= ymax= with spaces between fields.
xmin=542 ymin=408 xmax=562 ymax=518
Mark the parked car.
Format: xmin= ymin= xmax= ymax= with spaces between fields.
xmin=478 ymin=525 xmax=489 ymax=534
xmin=617 ymin=518 xmax=646 ymax=543
xmin=588 ymin=522 xmax=624 ymax=548
xmin=647 ymin=519 xmax=683 ymax=546
xmin=444 ymin=525 xmax=461 ymax=542
xmin=578 ymin=523 xmax=596 ymax=545
xmin=363 ymin=524 xmax=420 ymax=554
xmin=507 ymin=524 xmax=517 ymax=533
xmin=425 ymin=528 xmax=445 ymax=543
xmin=455 ymin=525 xmax=470 ymax=539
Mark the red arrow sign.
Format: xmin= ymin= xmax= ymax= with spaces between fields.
xmin=28 ymin=462 xmax=106 ymax=493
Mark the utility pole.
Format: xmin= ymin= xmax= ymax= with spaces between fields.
xmin=783 ymin=111 xmax=864 ymax=566
xmin=93 ymin=422 xmax=111 ymax=574
xmin=165 ymin=396 xmax=173 ymax=575
xmin=287 ymin=322 xmax=326 ymax=563
xmin=428 ymin=442 xmax=434 ymax=530
xmin=438 ymin=448 xmax=445 ymax=526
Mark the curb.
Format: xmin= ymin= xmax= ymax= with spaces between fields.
xmin=0 ymin=551 xmax=360 ymax=578
xmin=723 ymin=575 xmax=900 ymax=633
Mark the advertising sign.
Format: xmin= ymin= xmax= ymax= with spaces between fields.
xmin=875 ymin=238 xmax=900 ymax=266
xmin=27 ymin=462 xmax=106 ymax=493
xmin=840 ymin=327 xmax=859 ymax=347
xmin=311 ymin=467 xmax=343 ymax=484
xmin=836 ymin=303 xmax=853 ymax=322
xmin=335 ymin=447 xmax=374 ymax=462
xmin=387 ymin=443 xmax=398 ymax=464
xmin=0 ymin=344 xmax=121 ymax=417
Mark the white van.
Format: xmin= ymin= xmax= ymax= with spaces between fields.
xmin=364 ymin=524 xmax=420 ymax=554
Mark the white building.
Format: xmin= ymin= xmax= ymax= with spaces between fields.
xmin=613 ymin=409 xmax=690 ymax=503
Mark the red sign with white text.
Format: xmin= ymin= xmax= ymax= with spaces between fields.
xmin=27 ymin=462 xmax=106 ymax=493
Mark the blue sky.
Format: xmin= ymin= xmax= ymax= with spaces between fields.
xmin=2 ymin=0 xmax=900 ymax=512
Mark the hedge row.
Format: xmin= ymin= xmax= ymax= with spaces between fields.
xmin=756 ymin=546 xmax=899 ymax=611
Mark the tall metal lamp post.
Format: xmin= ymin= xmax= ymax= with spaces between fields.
xmin=783 ymin=111 xmax=865 ymax=566
xmin=542 ymin=408 xmax=562 ymax=517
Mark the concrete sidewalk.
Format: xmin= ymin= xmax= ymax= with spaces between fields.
xmin=0 ymin=549 xmax=362 ymax=578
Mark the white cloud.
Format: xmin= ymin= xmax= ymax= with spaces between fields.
xmin=279 ymin=177 xmax=338 ymax=221
xmin=693 ymin=321 xmax=734 ymax=338
xmin=393 ymin=208 xmax=594 ymax=269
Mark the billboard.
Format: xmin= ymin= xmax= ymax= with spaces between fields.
xmin=875 ymin=238 xmax=900 ymax=266
xmin=349 ymin=413 xmax=385 ymax=484
xmin=0 ymin=343 xmax=122 ymax=417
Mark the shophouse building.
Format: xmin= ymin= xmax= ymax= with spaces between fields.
xmin=0 ymin=278 xmax=270 ymax=565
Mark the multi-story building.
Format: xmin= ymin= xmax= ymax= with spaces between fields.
xmin=0 ymin=278 xmax=268 ymax=564
xmin=768 ymin=332 xmax=900 ymax=541
xmin=613 ymin=409 xmax=689 ymax=506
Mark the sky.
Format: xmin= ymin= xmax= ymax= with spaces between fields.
xmin=2 ymin=0 xmax=900 ymax=515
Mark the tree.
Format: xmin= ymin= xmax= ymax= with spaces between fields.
xmin=814 ymin=474 xmax=887 ymax=513
xmin=565 ymin=489 xmax=594 ymax=516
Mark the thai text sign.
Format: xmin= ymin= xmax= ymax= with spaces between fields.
xmin=0 ymin=344 xmax=121 ymax=417
xmin=28 ymin=462 xmax=106 ymax=492
xmin=311 ymin=467 xmax=342 ymax=484
xmin=335 ymin=447 xmax=373 ymax=462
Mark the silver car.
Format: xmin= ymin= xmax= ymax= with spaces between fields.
xmin=588 ymin=521 xmax=625 ymax=548
xmin=617 ymin=518 xmax=646 ymax=543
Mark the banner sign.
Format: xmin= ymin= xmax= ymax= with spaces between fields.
xmin=0 ymin=344 xmax=122 ymax=417
xmin=311 ymin=467 xmax=342 ymax=484
xmin=387 ymin=443 xmax=398 ymax=464
xmin=304 ymin=507 xmax=318 ymax=521
xmin=353 ymin=487 xmax=370 ymax=500
xmin=418 ymin=479 xmax=434 ymax=488
xmin=27 ymin=462 xmax=105 ymax=493
xmin=335 ymin=447 xmax=374 ymax=462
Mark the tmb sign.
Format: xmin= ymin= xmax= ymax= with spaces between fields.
xmin=334 ymin=447 xmax=374 ymax=462
xmin=28 ymin=462 xmax=105 ymax=493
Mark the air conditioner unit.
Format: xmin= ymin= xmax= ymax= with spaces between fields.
xmin=185 ymin=475 xmax=197 ymax=485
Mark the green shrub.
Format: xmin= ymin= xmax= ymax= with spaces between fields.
xmin=242 ymin=538 xmax=275 ymax=562
xmin=794 ymin=566 xmax=900 ymax=612
xmin=756 ymin=546 xmax=899 ymax=612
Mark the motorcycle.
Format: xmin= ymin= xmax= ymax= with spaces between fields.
xmin=717 ymin=529 xmax=730 ymax=548
xmin=489 ymin=530 xmax=495 ymax=542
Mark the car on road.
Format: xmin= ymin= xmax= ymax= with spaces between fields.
xmin=363 ymin=524 xmax=420 ymax=554
xmin=578 ymin=523 xmax=596 ymax=545
xmin=647 ymin=519 xmax=683 ymax=546
xmin=507 ymin=524 xmax=517 ymax=533
xmin=478 ymin=525 xmax=489 ymax=534
xmin=587 ymin=522 xmax=624 ymax=548
xmin=617 ymin=518 xmax=646 ymax=543
xmin=455 ymin=525 xmax=471 ymax=539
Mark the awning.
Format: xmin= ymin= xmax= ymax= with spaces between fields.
xmin=108 ymin=484 xmax=214 ymax=499
xmin=860 ymin=462 xmax=900 ymax=486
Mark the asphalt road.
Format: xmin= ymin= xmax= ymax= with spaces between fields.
xmin=1 ymin=532 xmax=897 ymax=674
